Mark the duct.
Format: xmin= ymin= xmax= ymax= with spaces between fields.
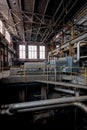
xmin=54 ymin=87 xmax=75 ymax=95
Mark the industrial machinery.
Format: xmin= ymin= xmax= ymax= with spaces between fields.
xmin=48 ymin=56 xmax=79 ymax=74
xmin=24 ymin=62 xmax=46 ymax=75
xmin=10 ymin=62 xmax=46 ymax=76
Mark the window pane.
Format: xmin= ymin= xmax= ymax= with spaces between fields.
xmin=0 ymin=20 xmax=3 ymax=33
xmin=19 ymin=45 xmax=26 ymax=59
xmin=39 ymin=46 xmax=45 ymax=59
xmin=28 ymin=46 xmax=37 ymax=59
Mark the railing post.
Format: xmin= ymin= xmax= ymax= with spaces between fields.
xmin=24 ymin=67 xmax=27 ymax=82
xmin=84 ymin=67 xmax=86 ymax=85
xmin=70 ymin=66 xmax=72 ymax=81
xmin=55 ymin=65 xmax=56 ymax=81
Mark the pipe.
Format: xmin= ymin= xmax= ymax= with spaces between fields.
xmin=0 ymin=103 xmax=72 ymax=115
xmin=54 ymin=87 xmax=75 ymax=95
xmin=77 ymin=41 xmax=80 ymax=61
xmin=1 ymin=102 xmax=87 ymax=115
xmin=73 ymin=102 xmax=87 ymax=113
xmin=3 ymin=95 xmax=87 ymax=114
xmin=33 ymin=111 xmax=54 ymax=123
xmin=12 ymin=102 xmax=87 ymax=114
xmin=73 ymin=41 xmax=81 ymax=63
xmin=74 ymin=41 xmax=87 ymax=63
xmin=16 ymin=103 xmax=71 ymax=113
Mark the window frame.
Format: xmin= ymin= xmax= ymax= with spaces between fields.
xmin=39 ymin=46 xmax=45 ymax=59
xmin=19 ymin=45 xmax=26 ymax=59
xmin=28 ymin=45 xmax=37 ymax=59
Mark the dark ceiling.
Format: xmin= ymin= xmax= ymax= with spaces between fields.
xmin=0 ymin=0 xmax=87 ymax=44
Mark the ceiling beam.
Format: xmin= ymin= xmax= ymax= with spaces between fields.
xmin=0 ymin=3 xmax=52 ymax=18
xmin=18 ymin=0 xmax=25 ymax=42
xmin=47 ymin=0 xmax=78 ymax=42
xmin=55 ymin=0 xmax=78 ymax=31
xmin=5 ymin=0 xmax=19 ymax=36
xmin=53 ymin=0 xmax=63 ymax=17
xmin=41 ymin=0 xmax=77 ymax=43
xmin=40 ymin=0 xmax=63 ymax=43
xmin=29 ymin=0 xmax=35 ymax=40
xmin=34 ymin=0 xmax=50 ymax=41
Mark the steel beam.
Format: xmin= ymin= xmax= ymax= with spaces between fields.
xmin=41 ymin=0 xmax=73 ymax=43
xmin=35 ymin=0 xmax=50 ymax=41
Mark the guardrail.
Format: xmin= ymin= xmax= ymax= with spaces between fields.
xmin=0 ymin=66 xmax=87 ymax=85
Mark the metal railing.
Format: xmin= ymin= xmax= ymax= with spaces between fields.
xmin=0 ymin=66 xmax=87 ymax=86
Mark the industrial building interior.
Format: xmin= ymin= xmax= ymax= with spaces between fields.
xmin=0 ymin=0 xmax=87 ymax=129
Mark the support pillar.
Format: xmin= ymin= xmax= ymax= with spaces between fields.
xmin=26 ymin=43 xmax=28 ymax=59
xmin=61 ymin=31 xmax=64 ymax=45
xmin=41 ymin=84 xmax=47 ymax=100
xmin=71 ymin=24 xmax=74 ymax=39
xmin=69 ymin=44 xmax=74 ymax=56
